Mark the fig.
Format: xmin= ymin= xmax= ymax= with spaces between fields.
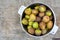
xmin=25 ymin=15 xmax=30 ymax=19
xmin=27 ymin=26 xmax=32 ymax=29
xmin=46 ymin=10 xmax=52 ymax=16
xmin=29 ymin=14 xmax=36 ymax=21
xmin=35 ymin=6 xmax=40 ymax=10
xmin=35 ymin=16 xmax=41 ymax=22
xmin=35 ymin=29 xmax=41 ymax=35
xmin=32 ymin=9 xmax=38 ymax=15
xmin=39 ymin=22 xmax=46 ymax=30
xmin=43 ymin=16 xmax=50 ymax=23
xmin=29 ymin=21 xmax=33 ymax=26
xmin=39 ymin=13 xmax=45 ymax=17
xmin=47 ymin=21 xmax=53 ymax=29
xmin=25 ymin=8 xmax=32 ymax=15
xmin=28 ymin=28 xmax=35 ymax=34
xmin=33 ymin=22 xmax=38 ymax=29
xmin=39 ymin=5 xmax=46 ymax=12
xmin=22 ymin=18 xmax=28 ymax=25
xmin=42 ymin=29 xmax=47 ymax=34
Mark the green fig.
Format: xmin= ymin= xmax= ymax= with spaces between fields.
xmin=39 ymin=5 xmax=46 ymax=12
xmin=22 ymin=18 xmax=28 ymax=25
xmin=33 ymin=22 xmax=38 ymax=29
xmin=25 ymin=15 xmax=30 ymax=19
xmin=29 ymin=21 xmax=33 ymax=26
xmin=46 ymin=10 xmax=52 ymax=16
xmin=35 ymin=6 xmax=40 ymax=10
xmin=27 ymin=26 xmax=32 ymax=29
xmin=35 ymin=29 xmax=41 ymax=35
xmin=25 ymin=8 xmax=32 ymax=15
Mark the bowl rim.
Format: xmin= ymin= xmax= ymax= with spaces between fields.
xmin=20 ymin=3 xmax=56 ymax=38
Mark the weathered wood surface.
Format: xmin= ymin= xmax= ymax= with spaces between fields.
xmin=0 ymin=0 xmax=60 ymax=40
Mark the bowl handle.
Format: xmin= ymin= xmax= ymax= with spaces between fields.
xmin=18 ymin=5 xmax=26 ymax=16
xmin=49 ymin=25 xmax=58 ymax=35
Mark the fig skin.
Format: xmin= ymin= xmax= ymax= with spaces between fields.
xmin=22 ymin=18 xmax=28 ymax=25
xmin=42 ymin=29 xmax=47 ymax=34
xmin=46 ymin=10 xmax=52 ymax=16
xmin=27 ymin=26 xmax=32 ymax=29
xmin=35 ymin=29 xmax=41 ymax=35
xmin=39 ymin=13 xmax=45 ymax=17
xmin=35 ymin=16 xmax=41 ymax=22
xmin=25 ymin=15 xmax=30 ymax=19
xmin=43 ymin=16 xmax=50 ymax=23
xmin=25 ymin=8 xmax=32 ymax=15
xmin=39 ymin=5 xmax=46 ymax=12
xmin=33 ymin=22 xmax=39 ymax=29
xmin=47 ymin=21 xmax=53 ymax=29
xmin=28 ymin=28 xmax=35 ymax=34
xmin=35 ymin=6 xmax=40 ymax=10
xmin=32 ymin=9 xmax=38 ymax=15
xmin=29 ymin=14 xmax=36 ymax=21
xmin=29 ymin=21 xmax=33 ymax=26
xmin=39 ymin=22 xmax=46 ymax=30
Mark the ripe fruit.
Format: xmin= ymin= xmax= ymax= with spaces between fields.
xmin=28 ymin=28 xmax=35 ymax=34
xmin=39 ymin=22 xmax=46 ymax=30
xmin=43 ymin=16 xmax=50 ymax=23
xmin=47 ymin=21 xmax=53 ymax=29
xmin=39 ymin=13 xmax=45 ymax=17
xmin=32 ymin=9 xmax=38 ymax=15
xmin=35 ymin=16 xmax=41 ymax=22
xmin=29 ymin=14 xmax=36 ymax=21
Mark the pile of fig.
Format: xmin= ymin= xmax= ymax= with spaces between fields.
xmin=22 ymin=4 xmax=53 ymax=36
